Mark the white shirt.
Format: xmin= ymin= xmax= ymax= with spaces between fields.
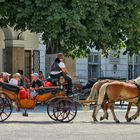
xmin=51 ymin=62 xmax=66 ymax=75
xmin=58 ymin=62 xmax=65 ymax=68
xmin=9 ymin=78 xmax=18 ymax=86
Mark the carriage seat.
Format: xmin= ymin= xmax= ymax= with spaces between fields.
xmin=46 ymin=78 xmax=60 ymax=86
xmin=38 ymin=87 xmax=64 ymax=95
xmin=0 ymin=82 xmax=20 ymax=94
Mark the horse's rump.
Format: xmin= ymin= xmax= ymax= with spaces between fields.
xmin=86 ymin=79 xmax=114 ymax=101
xmin=106 ymin=81 xmax=138 ymax=102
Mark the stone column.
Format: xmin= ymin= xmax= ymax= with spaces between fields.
xmin=0 ymin=29 xmax=5 ymax=72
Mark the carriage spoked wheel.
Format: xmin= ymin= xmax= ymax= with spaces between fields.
xmin=47 ymin=99 xmax=59 ymax=121
xmin=53 ymin=98 xmax=77 ymax=123
xmin=0 ymin=95 xmax=13 ymax=122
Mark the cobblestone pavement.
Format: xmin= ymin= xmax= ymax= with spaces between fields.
xmin=0 ymin=105 xmax=140 ymax=140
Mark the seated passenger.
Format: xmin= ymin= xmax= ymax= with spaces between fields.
xmin=28 ymin=73 xmax=43 ymax=99
xmin=9 ymin=73 xmax=27 ymax=99
xmin=39 ymin=71 xmax=45 ymax=81
xmin=0 ymin=72 xmax=11 ymax=83
xmin=9 ymin=73 xmax=21 ymax=86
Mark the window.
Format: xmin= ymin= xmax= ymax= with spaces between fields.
xmin=128 ymin=55 xmax=139 ymax=65
xmin=135 ymin=55 xmax=139 ymax=64
xmin=128 ymin=56 xmax=133 ymax=64
xmin=88 ymin=53 xmax=99 ymax=64
xmin=88 ymin=53 xmax=100 ymax=78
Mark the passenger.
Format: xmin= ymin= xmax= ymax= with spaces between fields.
xmin=0 ymin=72 xmax=11 ymax=83
xmin=24 ymin=75 xmax=31 ymax=88
xmin=28 ymin=73 xmax=43 ymax=99
xmin=9 ymin=73 xmax=27 ymax=99
xmin=0 ymin=73 xmax=2 ymax=82
xmin=9 ymin=73 xmax=21 ymax=86
xmin=50 ymin=53 xmax=73 ymax=95
xmin=17 ymin=69 xmax=24 ymax=86
xmin=39 ymin=71 xmax=45 ymax=81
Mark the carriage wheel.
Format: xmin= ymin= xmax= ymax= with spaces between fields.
xmin=53 ymin=98 xmax=77 ymax=123
xmin=47 ymin=99 xmax=58 ymax=121
xmin=0 ymin=95 xmax=13 ymax=122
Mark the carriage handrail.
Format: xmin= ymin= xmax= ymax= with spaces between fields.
xmin=0 ymin=81 xmax=20 ymax=94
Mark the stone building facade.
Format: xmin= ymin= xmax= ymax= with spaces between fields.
xmin=76 ymin=48 xmax=140 ymax=81
xmin=0 ymin=27 xmax=39 ymax=78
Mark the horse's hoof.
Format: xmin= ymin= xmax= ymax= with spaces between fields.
xmin=100 ymin=117 xmax=103 ymax=121
xmin=116 ymin=120 xmax=120 ymax=123
xmin=127 ymin=118 xmax=132 ymax=122
xmin=92 ymin=116 xmax=98 ymax=122
xmin=106 ymin=114 xmax=109 ymax=120
xmin=93 ymin=120 xmax=98 ymax=123
xmin=93 ymin=118 xmax=98 ymax=122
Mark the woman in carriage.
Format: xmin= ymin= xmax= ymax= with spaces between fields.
xmin=9 ymin=73 xmax=27 ymax=99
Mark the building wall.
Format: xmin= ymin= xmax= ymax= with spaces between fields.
xmin=76 ymin=58 xmax=88 ymax=83
xmin=38 ymin=33 xmax=47 ymax=77
xmin=0 ymin=28 xmax=5 ymax=72
xmin=76 ymin=48 xmax=129 ymax=81
xmin=24 ymin=31 xmax=38 ymax=50
xmin=101 ymin=52 xmax=128 ymax=79
xmin=39 ymin=44 xmax=46 ymax=77
xmin=65 ymin=57 xmax=76 ymax=79
xmin=1 ymin=27 xmax=39 ymax=75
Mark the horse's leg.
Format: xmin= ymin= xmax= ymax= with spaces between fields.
xmin=92 ymin=82 xmax=108 ymax=122
xmin=110 ymin=103 xmax=120 ymax=123
xmin=100 ymin=102 xmax=109 ymax=121
xmin=125 ymin=102 xmax=132 ymax=122
xmin=127 ymin=102 xmax=140 ymax=122
xmin=92 ymin=103 xmax=98 ymax=122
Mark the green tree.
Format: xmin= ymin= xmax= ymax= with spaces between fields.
xmin=0 ymin=0 xmax=140 ymax=57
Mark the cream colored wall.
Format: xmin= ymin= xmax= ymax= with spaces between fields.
xmin=3 ymin=27 xmax=38 ymax=50
xmin=1 ymin=27 xmax=39 ymax=74
xmin=2 ymin=27 xmax=20 ymax=40
xmin=0 ymin=28 xmax=5 ymax=72
xmin=23 ymin=31 xmax=38 ymax=50
xmin=65 ymin=57 xmax=76 ymax=79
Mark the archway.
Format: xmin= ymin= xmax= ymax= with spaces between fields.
xmin=2 ymin=27 xmax=25 ymax=74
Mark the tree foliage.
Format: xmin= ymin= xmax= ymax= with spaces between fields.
xmin=0 ymin=0 xmax=140 ymax=57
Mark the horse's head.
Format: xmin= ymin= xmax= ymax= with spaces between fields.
xmin=134 ymin=76 xmax=140 ymax=86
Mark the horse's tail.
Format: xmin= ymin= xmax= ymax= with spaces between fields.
xmin=86 ymin=81 xmax=98 ymax=101
xmin=85 ymin=81 xmax=99 ymax=108
xmin=94 ymin=82 xmax=109 ymax=117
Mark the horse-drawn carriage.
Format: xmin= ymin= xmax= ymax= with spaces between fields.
xmin=1 ymin=76 xmax=140 ymax=124
xmin=0 ymin=81 xmax=78 ymax=123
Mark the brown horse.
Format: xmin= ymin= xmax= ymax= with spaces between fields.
xmin=92 ymin=81 xmax=140 ymax=123
xmin=86 ymin=79 xmax=122 ymax=122
xmin=87 ymin=79 xmax=113 ymax=101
